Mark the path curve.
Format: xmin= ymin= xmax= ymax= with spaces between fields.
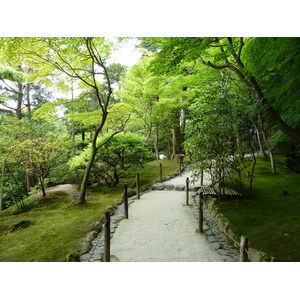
xmin=110 ymin=172 xmax=222 ymax=262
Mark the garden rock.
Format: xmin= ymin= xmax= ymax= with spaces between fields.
xmin=164 ymin=184 xmax=174 ymax=190
xmin=174 ymin=184 xmax=185 ymax=191
xmin=151 ymin=183 xmax=165 ymax=190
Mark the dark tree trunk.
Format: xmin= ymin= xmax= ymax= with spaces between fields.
xmin=40 ymin=177 xmax=46 ymax=197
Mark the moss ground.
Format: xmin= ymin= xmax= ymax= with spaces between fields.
xmin=216 ymin=155 xmax=300 ymax=261
xmin=0 ymin=159 xmax=178 ymax=262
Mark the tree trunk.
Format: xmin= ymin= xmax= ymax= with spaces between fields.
xmin=26 ymin=171 xmax=35 ymax=192
xmin=26 ymin=83 xmax=31 ymax=120
xmin=270 ymin=150 xmax=277 ymax=175
xmin=248 ymin=142 xmax=256 ymax=198
xmin=258 ymin=116 xmax=277 ymax=174
xmin=25 ymin=83 xmax=35 ymax=191
xmin=0 ymin=159 xmax=6 ymax=211
xmin=172 ymin=125 xmax=183 ymax=157
xmin=72 ymin=122 xmax=76 ymax=156
xmin=154 ymin=124 xmax=159 ymax=160
xmin=16 ymin=83 xmax=23 ymax=120
xmin=78 ymin=144 xmax=98 ymax=204
xmin=251 ymin=118 xmax=267 ymax=159
xmin=40 ymin=177 xmax=46 ymax=197
xmin=180 ymin=108 xmax=186 ymax=140
xmin=249 ymin=75 xmax=300 ymax=142
xmin=227 ymin=61 xmax=300 ymax=142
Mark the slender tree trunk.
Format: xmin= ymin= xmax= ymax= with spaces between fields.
xmin=269 ymin=150 xmax=277 ymax=175
xmin=248 ymin=142 xmax=257 ymax=198
xmin=258 ymin=116 xmax=277 ymax=174
xmin=16 ymin=83 xmax=23 ymax=120
xmin=26 ymin=83 xmax=32 ymax=120
xmin=0 ymin=159 xmax=6 ymax=211
xmin=78 ymin=145 xmax=98 ymax=204
xmin=154 ymin=124 xmax=159 ymax=160
xmin=40 ymin=177 xmax=46 ymax=197
xmin=24 ymin=83 xmax=35 ymax=192
xmin=251 ymin=118 xmax=267 ymax=158
xmin=72 ymin=122 xmax=76 ymax=156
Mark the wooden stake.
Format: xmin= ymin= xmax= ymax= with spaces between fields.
xmin=199 ymin=192 xmax=203 ymax=233
xmin=239 ymin=235 xmax=249 ymax=262
xmin=136 ymin=172 xmax=140 ymax=199
xmin=124 ymin=183 xmax=128 ymax=219
xmin=160 ymin=163 xmax=163 ymax=182
xmin=186 ymin=177 xmax=189 ymax=205
xmin=200 ymin=168 xmax=204 ymax=186
xmin=104 ymin=209 xmax=111 ymax=262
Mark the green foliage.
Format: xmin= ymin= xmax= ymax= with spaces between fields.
xmin=70 ymin=132 xmax=151 ymax=187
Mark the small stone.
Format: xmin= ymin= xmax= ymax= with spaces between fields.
xmin=211 ymin=242 xmax=221 ymax=250
xmin=208 ymin=236 xmax=219 ymax=243
xmin=218 ymin=249 xmax=228 ymax=256
xmin=174 ymin=184 xmax=185 ymax=191
xmin=165 ymin=184 xmax=174 ymax=190
xmin=80 ymin=241 xmax=93 ymax=254
xmin=223 ymin=256 xmax=235 ymax=262
xmin=80 ymin=254 xmax=91 ymax=262
xmin=206 ymin=230 xmax=213 ymax=236
xmin=85 ymin=230 xmax=98 ymax=242
xmin=151 ymin=183 xmax=165 ymax=190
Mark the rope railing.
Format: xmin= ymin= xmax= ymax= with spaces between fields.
xmin=197 ymin=192 xmax=252 ymax=262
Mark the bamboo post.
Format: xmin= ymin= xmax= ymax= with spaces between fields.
xmin=186 ymin=177 xmax=189 ymax=205
xmin=199 ymin=192 xmax=203 ymax=233
xmin=136 ymin=172 xmax=140 ymax=199
xmin=160 ymin=163 xmax=163 ymax=182
xmin=124 ymin=183 xmax=128 ymax=219
xmin=239 ymin=235 xmax=249 ymax=262
xmin=104 ymin=209 xmax=111 ymax=262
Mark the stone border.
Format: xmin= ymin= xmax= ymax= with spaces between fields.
xmin=198 ymin=195 xmax=275 ymax=262
xmin=67 ymin=165 xmax=185 ymax=262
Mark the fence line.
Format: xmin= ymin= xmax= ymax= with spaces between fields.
xmin=202 ymin=199 xmax=252 ymax=262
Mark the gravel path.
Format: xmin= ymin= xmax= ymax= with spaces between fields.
xmin=81 ymin=170 xmax=239 ymax=262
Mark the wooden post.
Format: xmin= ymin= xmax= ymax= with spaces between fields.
xmin=160 ymin=163 xmax=163 ymax=182
xmin=199 ymin=192 xmax=203 ymax=233
xmin=239 ymin=235 xmax=249 ymax=262
xmin=200 ymin=168 xmax=204 ymax=186
xmin=136 ymin=172 xmax=140 ymax=199
xmin=179 ymin=161 xmax=182 ymax=176
xmin=186 ymin=177 xmax=189 ymax=205
xmin=104 ymin=209 xmax=111 ymax=262
xmin=124 ymin=183 xmax=128 ymax=219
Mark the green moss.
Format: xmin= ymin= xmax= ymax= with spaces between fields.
xmin=0 ymin=159 xmax=178 ymax=262
xmin=216 ymin=156 xmax=300 ymax=261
